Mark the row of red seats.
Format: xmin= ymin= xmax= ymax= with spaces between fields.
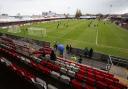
xmin=39 ymin=47 xmax=52 ymax=54
xmin=37 ymin=64 xmax=51 ymax=75
xmin=57 ymin=57 xmax=114 ymax=79
xmin=33 ymin=55 xmax=127 ymax=89
xmin=71 ymin=78 xmax=126 ymax=89
xmin=71 ymin=79 xmax=95 ymax=89
xmin=40 ymin=60 xmax=60 ymax=72
xmin=38 ymin=58 xmax=125 ymax=89
xmin=12 ymin=64 xmax=36 ymax=81
xmin=0 ymin=48 xmax=51 ymax=76
xmin=1 ymin=48 xmax=127 ymax=89
xmin=57 ymin=57 xmax=127 ymax=89
xmin=0 ymin=56 xmax=36 ymax=83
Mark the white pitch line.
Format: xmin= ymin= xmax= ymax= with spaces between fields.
xmin=48 ymin=35 xmax=128 ymax=51
xmin=96 ymin=29 xmax=98 ymax=46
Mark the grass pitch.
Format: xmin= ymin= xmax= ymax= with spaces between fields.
xmin=0 ymin=19 xmax=128 ymax=59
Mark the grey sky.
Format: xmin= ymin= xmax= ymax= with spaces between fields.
xmin=0 ymin=0 xmax=128 ymax=15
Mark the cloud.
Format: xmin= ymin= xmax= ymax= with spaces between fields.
xmin=0 ymin=0 xmax=127 ymax=15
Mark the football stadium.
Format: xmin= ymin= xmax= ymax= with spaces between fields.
xmin=0 ymin=0 xmax=128 ymax=89
xmin=1 ymin=19 xmax=128 ymax=58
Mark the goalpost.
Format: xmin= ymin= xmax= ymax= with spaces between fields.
xmin=8 ymin=25 xmax=21 ymax=33
xmin=28 ymin=27 xmax=47 ymax=37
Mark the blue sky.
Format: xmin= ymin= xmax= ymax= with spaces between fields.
xmin=0 ymin=0 xmax=128 ymax=15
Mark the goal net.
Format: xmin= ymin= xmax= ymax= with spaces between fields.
xmin=28 ymin=27 xmax=47 ymax=37
xmin=8 ymin=25 xmax=21 ymax=33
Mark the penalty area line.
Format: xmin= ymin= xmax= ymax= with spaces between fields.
xmin=96 ymin=29 xmax=98 ymax=46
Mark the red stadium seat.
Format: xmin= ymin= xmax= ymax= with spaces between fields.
xmin=104 ymin=73 xmax=114 ymax=79
xmin=47 ymin=62 xmax=54 ymax=69
xmin=9 ymin=64 xmax=18 ymax=71
xmin=30 ymin=60 xmax=38 ymax=67
xmin=94 ymin=70 xmax=101 ymax=75
xmin=95 ymin=75 xmax=104 ymax=82
xmin=113 ymin=77 xmax=119 ymax=82
xmin=37 ymin=64 xmax=51 ymax=75
xmin=96 ymin=81 xmax=108 ymax=89
xmin=85 ymin=84 xmax=95 ymax=89
xmin=80 ymin=66 xmax=86 ymax=71
xmin=86 ymin=77 xmax=95 ymax=86
xmin=40 ymin=60 xmax=48 ymax=66
xmin=75 ymin=73 xmax=85 ymax=81
xmin=109 ymin=85 xmax=120 ymax=89
xmin=105 ymin=78 xmax=114 ymax=85
xmin=78 ymin=69 xmax=86 ymax=75
xmin=16 ymin=68 xmax=25 ymax=76
xmin=53 ymin=65 xmax=60 ymax=72
xmin=87 ymin=67 xmax=93 ymax=73
xmin=71 ymin=79 xmax=84 ymax=89
xmin=87 ymin=71 xmax=95 ymax=78
xmin=23 ymin=69 xmax=36 ymax=81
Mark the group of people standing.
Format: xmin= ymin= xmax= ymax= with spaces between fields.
xmin=66 ymin=44 xmax=72 ymax=54
xmin=84 ymin=47 xmax=93 ymax=58
xmin=52 ymin=42 xmax=94 ymax=64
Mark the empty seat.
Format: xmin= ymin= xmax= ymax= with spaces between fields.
xmin=95 ymin=75 xmax=104 ymax=82
xmin=109 ymin=85 xmax=120 ymax=89
xmin=53 ymin=65 xmax=60 ymax=72
xmin=60 ymin=67 xmax=67 ymax=74
xmin=16 ymin=68 xmax=25 ymax=76
xmin=94 ymin=70 xmax=101 ymax=75
xmin=87 ymin=71 xmax=95 ymax=78
xmin=60 ymin=75 xmax=70 ymax=84
xmin=77 ymin=69 xmax=86 ymax=75
xmin=75 ymin=73 xmax=85 ymax=81
xmin=66 ymin=64 xmax=72 ymax=70
xmin=87 ymin=67 xmax=93 ymax=73
xmin=112 ymin=77 xmax=119 ymax=82
xmin=71 ymin=79 xmax=84 ymax=89
xmin=85 ymin=84 xmax=95 ymax=89
xmin=40 ymin=60 xmax=48 ymax=66
xmin=48 ymin=84 xmax=58 ymax=89
xmin=96 ymin=81 xmax=108 ymax=89
xmin=60 ymin=62 xmax=66 ymax=67
xmin=72 ymin=66 xmax=79 ymax=72
xmin=10 ymin=64 xmax=18 ymax=71
xmin=24 ymin=70 xmax=36 ymax=81
xmin=35 ymin=78 xmax=47 ymax=89
xmin=104 ymin=73 xmax=114 ymax=79
xmin=37 ymin=64 xmax=51 ymax=74
xmin=86 ymin=77 xmax=95 ymax=86
xmin=46 ymin=62 xmax=53 ymax=69
xmin=67 ymin=70 xmax=75 ymax=77
xmin=79 ymin=66 xmax=87 ymax=71
xmin=105 ymin=78 xmax=114 ymax=85
xmin=51 ymin=71 xmax=60 ymax=79
xmin=55 ymin=61 xmax=61 ymax=65
xmin=70 ymin=63 xmax=76 ymax=67
xmin=30 ymin=60 xmax=38 ymax=68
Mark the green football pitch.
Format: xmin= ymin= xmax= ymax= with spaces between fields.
xmin=0 ymin=19 xmax=128 ymax=59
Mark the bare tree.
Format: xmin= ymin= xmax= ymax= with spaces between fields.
xmin=75 ymin=9 xmax=82 ymax=19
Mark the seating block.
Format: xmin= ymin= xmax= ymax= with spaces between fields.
xmin=71 ymin=79 xmax=83 ymax=89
